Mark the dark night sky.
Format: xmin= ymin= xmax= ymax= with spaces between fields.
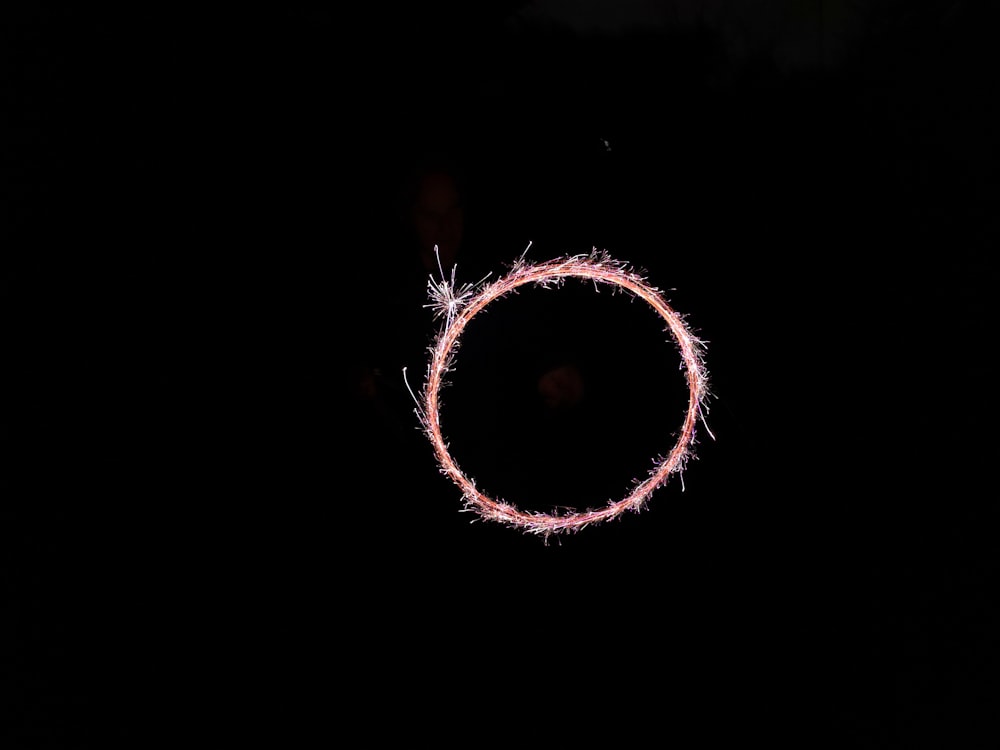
xmin=4 ymin=3 xmax=997 ymax=746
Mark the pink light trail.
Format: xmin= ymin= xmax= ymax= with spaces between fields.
xmin=408 ymin=247 xmax=712 ymax=538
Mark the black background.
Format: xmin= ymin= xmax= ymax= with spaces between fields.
xmin=4 ymin=3 xmax=997 ymax=746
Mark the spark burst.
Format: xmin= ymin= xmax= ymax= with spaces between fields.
xmin=406 ymin=245 xmax=712 ymax=538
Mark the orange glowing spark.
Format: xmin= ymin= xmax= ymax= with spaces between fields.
xmin=406 ymin=245 xmax=712 ymax=537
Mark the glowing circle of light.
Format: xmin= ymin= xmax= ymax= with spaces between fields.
xmin=409 ymin=248 xmax=712 ymax=537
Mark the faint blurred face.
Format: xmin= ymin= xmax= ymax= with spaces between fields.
xmin=412 ymin=171 xmax=464 ymax=272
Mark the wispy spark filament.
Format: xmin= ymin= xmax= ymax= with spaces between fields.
xmin=414 ymin=248 xmax=711 ymax=537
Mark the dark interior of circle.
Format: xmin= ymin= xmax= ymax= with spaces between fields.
xmin=437 ymin=279 xmax=691 ymax=515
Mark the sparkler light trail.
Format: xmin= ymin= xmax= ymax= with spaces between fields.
xmin=406 ymin=245 xmax=712 ymax=537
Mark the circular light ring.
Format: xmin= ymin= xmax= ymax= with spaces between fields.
xmin=417 ymin=250 xmax=711 ymax=536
